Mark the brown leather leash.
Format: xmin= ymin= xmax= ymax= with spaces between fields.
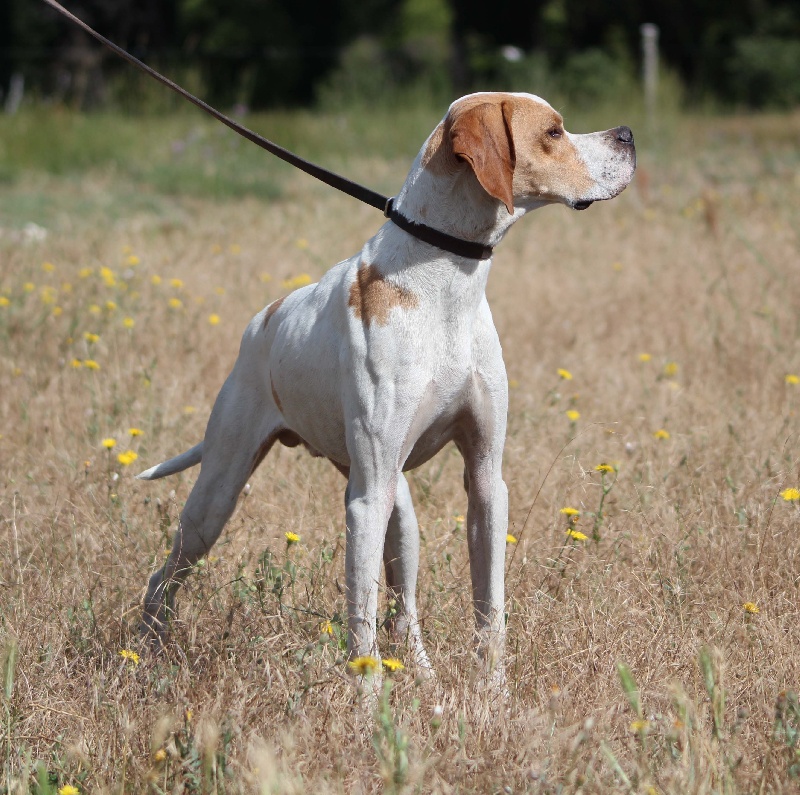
xmin=41 ymin=0 xmax=494 ymax=261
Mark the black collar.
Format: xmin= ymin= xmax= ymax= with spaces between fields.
xmin=384 ymin=199 xmax=494 ymax=261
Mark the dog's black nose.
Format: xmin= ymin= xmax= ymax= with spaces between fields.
xmin=615 ymin=126 xmax=634 ymax=144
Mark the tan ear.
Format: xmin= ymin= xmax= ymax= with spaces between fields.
xmin=450 ymin=100 xmax=515 ymax=213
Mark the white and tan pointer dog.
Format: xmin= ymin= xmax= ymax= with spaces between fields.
xmin=138 ymin=92 xmax=635 ymax=681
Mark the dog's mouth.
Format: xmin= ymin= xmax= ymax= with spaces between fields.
xmin=573 ymin=200 xmax=594 ymax=211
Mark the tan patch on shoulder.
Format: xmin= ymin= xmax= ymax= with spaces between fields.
xmin=263 ymin=295 xmax=286 ymax=329
xmin=348 ymin=264 xmax=418 ymax=327
xmin=270 ymin=373 xmax=283 ymax=413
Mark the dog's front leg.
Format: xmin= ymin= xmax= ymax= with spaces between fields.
xmin=344 ymin=465 xmax=398 ymax=665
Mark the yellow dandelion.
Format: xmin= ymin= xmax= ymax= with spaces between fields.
xmin=153 ymin=748 xmax=167 ymax=763
xmin=560 ymin=507 xmax=580 ymax=517
xmin=557 ymin=368 xmax=573 ymax=380
xmin=39 ymin=286 xmax=57 ymax=304
xmin=183 ymin=405 xmax=196 ymax=414
xmin=170 ymin=278 xmax=184 ymax=289
xmin=126 ymin=255 xmax=140 ymax=266
xmin=83 ymin=359 xmax=100 ymax=370
xmin=382 ymin=657 xmax=405 ymax=672
xmin=151 ymin=275 xmax=162 ymax=286
xmin=214 ymin=286 xmax=226 ymax=295
xmin=506 ymin=533 xmax=518 ymax=544
xmin=52 ymin=306 xmax=63 ymax=316
xmin=88 ymin=304 xmax=101 ymax=315
xmin=119 ymin=649 xmax=140 ymax=665
xmin=70 ymin=358 xmax=82 ymax=368
xmin=23 ymin=282 xmax=35 ymax=293
xmin=594 ymin=463 xmax=615 ymax=473
xmin=185 ymin=709 xmax=193 ymax=722
xmin=653 ymin=429 xmax=670 ymax=440
xmin=566 ymin=528 xmax=589 ymax=541
xmin=638 ymin=353 xmax=651 ymax=362
xmin=78 ymin=267 xmax=93 ymax=278
xmin=129 ymin=427 xmax=143 ymax=436
xmin=208 ymin=313 xmax=220 ymax=326
xmin=320 ymin=620 xmax=333 ymax=635
xmin=100 ymin=267 xmax=116 ymax=286
xmin=663 ymin=361 xmax=679 ymax=377
xmin=348 ymin=656 xmax=380 ymax=675
xmin=41 ymin=261 xmax=56 ymax=273
xmin=117 ymin=450 xmax=138 ymax=466
xmin=105 ymin=300 xmax=117 ymax=311
xmin=786 ymin=374 xmax=799 ymax=385
xmin=0 ymin=296 xmax=9 ymax=307
xmin=282 ymin=273 xmax=313 ymax=290
xmin=285 ymin=531 xmax=300 ymax=544
xmin=630 ymin=719 xmax=650 ymax=733
xmin=742 ymin=602 xmax=759 ymax=614
xmin=123 ymin=317 xmax=135 ymax=329
xmin=168 ymin=297 xmax=183 ymax=310
xmin=58 ymin=786 xmax=80 ymax=795
xmin=102 ymin=438 xmax=116 ymax=449
xmin=566 ymin=409 xmax=581 ymax=422
xmin=453 ymin=514 xmax=465 ymax=524
xmin=779 ymin=487 xmax=800 ymax=501
xmin=61 ymin=282 xmax=72 ymax=293
xmin=83 ymin=332 xmax=100 ymax=343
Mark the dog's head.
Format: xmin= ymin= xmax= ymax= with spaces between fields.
xmin=428 ymin=92 xmax=636 ymax=215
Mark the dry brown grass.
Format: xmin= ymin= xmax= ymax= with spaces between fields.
xmin=1 ymin=109 xmax=799 ymax=794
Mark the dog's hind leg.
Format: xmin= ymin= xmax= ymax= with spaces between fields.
xmin=141 ymin=373 xmax=282 ymax=644
xmin=383 ymin=473 xmax=432 ymax=674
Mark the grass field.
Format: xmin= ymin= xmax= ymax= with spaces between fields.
xmin=1 ymin=102 xmax=799 ymax=794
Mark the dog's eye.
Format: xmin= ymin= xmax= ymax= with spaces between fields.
xmin=547 ymin=127 xmax=562 ymax=139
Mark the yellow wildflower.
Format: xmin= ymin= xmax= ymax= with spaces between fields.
xmin=52 ymin=306 xmax=63 ymax=316
xmin=594 ymin=463 xmax=615 ymax=473
xmin=506 ymin=533 xmax=518 ymax=544
xmin=185 ymin=709 xmax=193 ymax=722
xmin=83 ymin=359 xmax=100 ymax=370
xmin=453 ymin=514 xmax=465 ymax=524
xmin=151 ymin=275 xmax=162 ymax=286
xmin=638 ymin=352 xmax=651 ymax=362
xmin=786 ymin=374 xmax=800 ymax=385
xmin=230 ymin=243 xmax=241 ymax=254
xmin=348 ymin=656 xmax=380 ymax=675
xmin=183 ymin=405 xmax=196 ymax=414
xmin=566 ymin=528 xmax=589 ymax=541
xmin=83 ymin=332 xmax=100 ymax=343
xmin=119 ymin=649 xmax=140 ymax=665
xmin=117 ymin=450 xmax=138 ymax=466
xmin=41 ymin=261 xmax=55 ymax=273
xmin=153 ymin=748 xmax=167 ymax=763
xmin=557 ymin=368 xmax=573 ymax=380
xmin=78 ymin=267 xmax=93 ymax=278
xmin=382 ymin=657 xmax=405 ymax=672
xmin=566 ymin=409 xmax=580 ymax=422
xmin=70 ymin=358 xmax=82 ymax=368
xmin=282 ymin=273 xmax=313 ymax=290
xmin=61 ymin=282 xmax=72 ymax=293
xmin=260 ymin=273 xmax=273 ymax=283
xmin=319 ymin=620 xmax=333 ymax=635
xmin=653 ymin=429 xmax=670 ymax=440
xmin=58 ymin=786 xmax=79 ymax=795
xmin=170 ymin=278 xmax=184 ymax=289
xmin=208 ymin=314 xmax=220 ymax=326
xmin=129 ymin=427 xmax=143 ymax=436
xmin=0 ymin=296 xmax=9 ymax=307
xmin=742 ymin=602 xmax=759 ymax=614
xmin=211 ymin=243 xmax=222 ymax=254
xmin=285 ymin=531 xmax=300 ymax=544
xmin=100 ymin=267 xmax=116 ymax=286
xmin=123 ymin=317 xmax=135 ymax=329
xmin=214 ymin=286 xmax=225 ymax=295
xmin=23 ymin=282 xmax=35 ymax=292
xmin=39 ymin=286 xmax=57 ymax=304
xmin=780 ymin=488 xmax=800 ymax=501
xmin=105 ymin=300 xmax=117 ymax=311
xmin=663 ymin=361 xmax=678 ymax=377
xmin=168 ymin=298 xmax=183 ymax=310
xmin=89 ymin=304 xmax=101 ymax=315
xmin=295 ymin=238 xmax=309 ymax=249
xmin=630 ymin=719 xmax=650 ymax=733
xmin=102 ymin=438 xmax=117 ymax=449
xmin=559 ymin=507 xmax=580 ymax=517
xmin=126 ymin=255 xmax=140 ymax=266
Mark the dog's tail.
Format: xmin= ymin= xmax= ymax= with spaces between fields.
xmin=136 ymin=442 xmax=203 ymax=480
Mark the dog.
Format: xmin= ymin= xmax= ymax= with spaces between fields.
xmin=137 ymin=92 xmax=635 ymax=681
